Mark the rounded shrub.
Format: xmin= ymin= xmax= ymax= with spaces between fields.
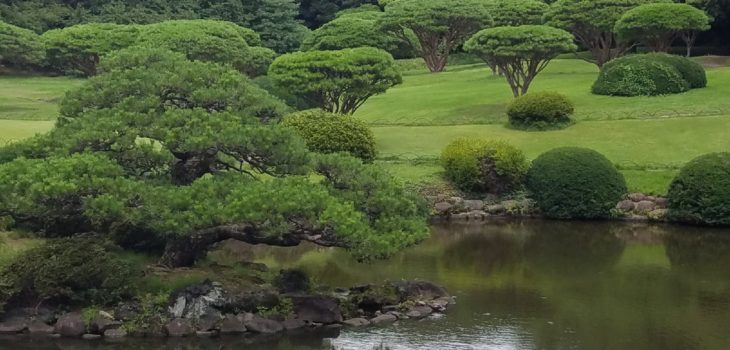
xmin=526 ymin=147 xmax=627 ymax=219
xmin=440 ymin=138 xmax=528 ymax=194
xmin=592 ymin=54 xmax=690 ymax=96
xmin=282 ymin=109 xmax=377 ymax=162
xmin=646 ymin=53 xmax=707 ymax=89
xmin=667 ymin=153 xmax=730 ymax=226
xmin=507 ymin=92 xmax=574 ymax=130
xmin=0 ymin=238 xmax=137 ymax=309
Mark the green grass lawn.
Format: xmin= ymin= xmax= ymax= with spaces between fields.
xmin=0 ymin=119 xmax=55 ymax=145
xmin=0 ymin=75 xmax=82 ymax=121
xmin=356 ymin=59 xmax=730 ymax=126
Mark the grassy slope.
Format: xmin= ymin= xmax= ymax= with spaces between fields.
xmin=0 ymin=119 xmax=54 ymax=144
xmin=0 ymin=76 xmax=82 ymax=121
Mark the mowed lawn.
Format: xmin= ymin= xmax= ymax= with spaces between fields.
xmin=0 ymin=75 xmax=82 ymax=121
xmin=355 ymin=59 xmax=730 ymax=126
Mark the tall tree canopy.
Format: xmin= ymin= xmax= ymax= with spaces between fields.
xmin=544 ymin=0 xmax=671 ymax=67
xmin=465 ymin=25 xmax=576 ymax=97
xmin=485 ymin=0 xmax=549 ymax=27
xmin=0 ymin=48 xmax=429 ymax=267
xmin=380 ymin=0 xmax=493 ymax=72
xmin=0 ymin=20 xmax=45 ymax=69
xmin=297 ymin=0 xmax=378 ymax=28
xmin=615 ymin=2 xmax=711 ymax=54
xmin=300 ymin=11 xmax=398 ymax=52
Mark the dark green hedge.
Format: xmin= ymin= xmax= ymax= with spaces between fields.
xmin=507 ymin=91 xmax=574 ymax=130
xmin=592 ymin=54 xmax=690 ymax=96
xmin=526 ymin=147 xmax=627 ymax=219
xmin=667 ymin=152 xmax=730 ymax=226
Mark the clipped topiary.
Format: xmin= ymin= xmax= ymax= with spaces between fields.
xmin=646 ymin=53 xmax=707 ymax=89
xmin=526 ymin=147 xmax=627 ymax=219
xmin=507 ymin=92 xmax=574 ymax=130
xmin=667 ymin=153 xmax=730 ymax=226
xmin=282 ymin=109 xmax=377 ymax=162
xmin=440 ymin=138 xmax=528 ymax=194
xmin=592 ymin=54 xmax=689 ymax=96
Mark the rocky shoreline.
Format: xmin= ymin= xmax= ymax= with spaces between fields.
xmin=0 ymin=280 xmax=453 ymax=340
xmin=429 ymin=192 xmax=670 ymax=222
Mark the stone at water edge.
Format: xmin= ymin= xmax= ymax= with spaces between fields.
xmin=394 ymin=280 xmax=450 ymax=301
xmin=104 ymin=328 xmax=127 ymax=338
xmin=55 ymin=312 xmax=85 ymax=337
xmin=635 ymin=200 xmax=656 ymax=214
xmin=434 ymin=202 xmax=453 ymax=214
xmin=463 ymin=200 xmax=485 ymax=211
xmin=290 ymin=295 xmax=343 ymax=324
xmin=244 ymin=316 xmax=284 ymax=334
xmin=486 ymin=204 xmax=506 ymax=215
xmin=405 ymin=306 xmax=433 ymax=319
xmin=655 ymin=197 xmax=669 ymax=209
xmin=342 ymin=318 xmax=370 ymax=327
xmin=0 ymin=318 xmax=27 ymax=334
xmin=27 ymin=321 xmax=55 ymax=334
xmin=616 ymin=200 xmax=635 ymax=211
xmin=165 ymin=318 xmax=195 ymax=337
xmin=370 ymin=314 xmax=397 ymax=325
xmin=218 ymin=315 xmax=247 ymax=334
xmin=82 ymin=334 xmax=102 ymax=340
xmin=89 ymin=317 xmax=122 ymax=334
xmin=627 ymin=193 xmax=647 ymax=202
xmin=282 ymin=318 xmax=306 ymax=330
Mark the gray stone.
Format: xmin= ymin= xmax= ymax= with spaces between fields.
xmin=427 ymin=297 xmax=453 ymax=312
xmin=449 ymin=212 xmax=469 ymax=220
xmin=0 ymin=318 xmax=27 ymax=334
xmin=282 ymin=319 xmax=306 ymax=331
xmin=244 ymin=317 xmax=283 ymax=334
xmin=55 ymin=312 xmax=85 ymax=337
xmin=616 ymin=200 xmax=635 ymax=211
xmin=648 ymin=209 xmax=669 ymax=221
xmin=655 ymin=197 xmax=669 ymax=209
xmin=434 ymin=202 xmax=452 ymax=214
xmin=502 ymin=200 xmax=521 ymax=213
xmin=89 ymin=317 xmax=122 ymax=334
xmin=393 ymin=280 xmax=450 ymax=301
xmin=290 ymin=295 xmax=342 ymax=324
xmin=448 ymin=197 xmax=464 ymax=206
xmin=195 ymin=331 xmax=216 ymax=337
xmin=342 ymin=318 xmax=370 ymax=327
xmin=103 ymin=328 xmax=127 ymax=338
xmin=628 ymin=193 xmax=646 ymax=202
xmin=165 ymin=318 xmax=195 ymax=337
xmin=405 ymin=306 xmax=433 ymax=319
xmin=370 ymin=314 xmax=397 ymax=325
xmin=467 ymin=210 xmax=487 ymax=220
xmin=195 ymin=313 xmax=222 ymax=331
xmin=486 ymin=204 xmax=506 ymax=215
xmin=635 ymin=200 xmax=656 ymax=214
xmin=27 ymin=321 xmax=55 ymax=334
xmin=82 ymin=334 xmax=102 ymax=340
xmin=219 ymin=315 xmax=246 ymax=334
xmin=169 ymin=280 xmax=227 ymax=320
xmin=463 ymin=200 xmax=484 ymax=211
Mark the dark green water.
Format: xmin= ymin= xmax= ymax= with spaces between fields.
xmin=4 ymin=220 xmax=730 ymax=349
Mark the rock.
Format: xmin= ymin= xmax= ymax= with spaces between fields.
xmin=393 ymin=281 xmax=450 ymax=301
xmin=282 ymin=319 xmax=306 ymax=331
xmin=427 ymin=297 xmax=453 ymax=312
xmin=218 ymin=315 xmax=246 ymax=334
xmin=169 ymin=280 xmax=226 ymax=320
xmin=342 ymin=318 xmax=370 ymax=327
xmin=628 ymin=193 xmax=646 ymax=202
xmin=635 ymin=200 xmax=656 ymax=213
xmin=520 ymin=199 xmax=537 ymax=214
xmin=463 ymin=200 xmax=484 ymax=211
xmin=655 ymin=197 xmax=669 ymax=209
xmin=648 ymin=209 xmax=669 ymax=222
xmin=27 ymin=321 xmax=55 ymax=334
xmin=2 ymin=307 xmax=55 ymax=324
xmin=370 ymin=314 xmax=397 ymax=325
xmin=405 ymin=306 xmax=433 ymax=319
xmin=55 ymin=312 xmax=85 ymax=337
xmin=244 ymin=316 xmax=283 ymax=334
xmin=0 ymin=318 xmax=27 ymax=334
xmin=434 ymin=202 xmax=453 ymax=214
xmin=98 ymin=311 xmax=115 ymax=320
xmin=467 ymin=210 xmax=487 ymax=220
xmin=165 ymin=318 xmax=195 ymax=337
xmin=448 ymin=197 xmax=464 ymax=206
xmin=195 ymin=312 xmax=222 ymax=332
xmin=449 ymin=212 xmax=469 ymax=220
xmin=486 ymin=204 xmax=506 ymax=215
xmin=89 ymin=317 xmax=122 ymax=334
xmin=290 ymin=295 xmax=342 ymax=324
xmin=502 ymin=200 xmax=521 ymax=214
xmin=616 ymin=200 xmax=635 ymax=211
xmin=195 ymin=331 xmax=216 ymax=337
xmin=82 ymin=334 xmax=102 ymax=340
xmin=104 ymin=328 xmax=127 ymax=338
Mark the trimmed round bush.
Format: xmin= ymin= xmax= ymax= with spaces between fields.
xmin=507 ymin=92 xmax=574 ymax=130
xmin=282 ymin=109 xmax=376 ymax=162
xmin=592 ymin=55 xmax=689 ymax=96
xmin=667 ymin=153 xmax=730 ymax=226
xmin=526 ymin=147 xmax=627 ymax=219
xmin=646 ymin=53 xmax=707 ymax=89
xmin=440 ymin=138 xmax=528 ymax=194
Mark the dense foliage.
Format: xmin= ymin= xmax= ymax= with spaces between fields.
xmin=269 ymin=47 xmax=401 ymax=114
xmin=298 ymin=0 xmax=378 ymax=28
xmin=591 ymin=54 xmax=704 ymax=96
xmin=465 ymin=25 xmax=576 ymax=97
xmin=440 ymin=138 xmax=528 ymax=194
xmin=0 ymin=48 xmax=428 ymax=267
xmin=544 ymin=0 xmax=671 ymax=67
xmin=526 ymin=147 xmax=627 ymax=219
xmin=300 ymin=12 xmax=397 ymax=52
xmin=0 ymin=238 xmax=136 ymax=309
xmin=282 ymin=109 xmax=377 ymax=162
xmin=380 ymin=0 xmax=493 ymax=72
xmin=667 ymin=153 xmax=730 ymax=226
xmin=41 ymin=23 xmax=139 ymax=76
xmin=615 ymin=3 xmax=711 ymax=54
xmin=507 ymin=92 xmax=574 ymax=130
xmin=0 ymin=20 xmax=44 ymax=69
xmin=485 ymin=0 xmax=548 ymax=26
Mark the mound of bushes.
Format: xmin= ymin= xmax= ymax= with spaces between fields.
xmin=526 ymin=147 xmax=627 ymax=219
xmin=592 ymin=54 xmax=706 ymax=96
xmin=440 ymin=138 xmax=528 ymax=194
xmin=667 ymin=152 xmax=730 ymax=226
xmin=507 ymin=92 xmax=574 ymax=130
xmin=0 ymin=238 xmax=137 ymax=310
xmin=282 ymin=109 xmax=377 ymax=162
xmin=0 ymin=21 xmax=45 ymax=69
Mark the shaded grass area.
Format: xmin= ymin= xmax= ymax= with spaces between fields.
xmin=0 ymin=119 xmax=54 ymax=145
xmin=0 ymin=76 xmax=82 ymax=121
xmin=356 ymin=60 xmax=730 ymax=126
xmin=0 ymin=231 xmax=43 ymax=268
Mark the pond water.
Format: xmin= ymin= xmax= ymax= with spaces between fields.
xmin=4 ymin=220 xmax=730 ymax=350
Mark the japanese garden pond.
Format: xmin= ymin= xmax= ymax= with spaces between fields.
xmin=4 ymin=220 xmax=730 ymax=350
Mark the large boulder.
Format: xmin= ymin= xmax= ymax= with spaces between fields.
xmin=169 ymin=280 xmax=226 ymax=320
xmin=342 ymin=318 xmax=370 ymax=327
xmin=54 ymin=312 xmax=86 ymax=337
xmin=290 ymin=295 xmax=343 ymax=324
xmin=370 ymin=314 xmax=397 ymax=325
xmin=244 ymin=316 xmax=283 ymax=334
xmin=218 ymin=315 xmax=246 ymax=334
xmin=165 ymin=318 xmax=195 ymax=337
xmin=0 ymin=318 xmax=27 ymax=334
xmin=393 ymin=281 xmax=450 ymax=301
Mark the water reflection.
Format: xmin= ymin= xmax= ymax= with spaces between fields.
xmin=6 ymin=220 xmax=730 ymax=349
